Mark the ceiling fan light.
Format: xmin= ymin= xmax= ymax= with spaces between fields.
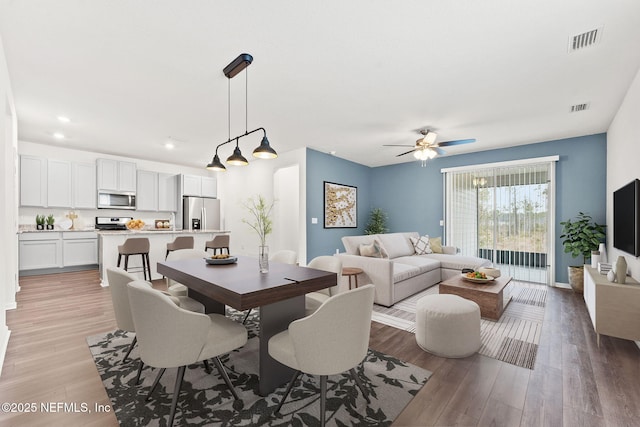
xmin=253 ymin=135 xmax=278 ymax=159
xmin=427 ymin=147 xmax=438 ymax=159
xmin=414 ymin=149 xmax=429 ymax=161
xmin=206 ymin=154 xmax=226 ymax=171
xmin=227 ymin=146 xmax=249 ymax=166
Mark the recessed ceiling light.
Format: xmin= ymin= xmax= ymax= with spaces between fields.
xmin=165 ymin=142 xmax=175 ymax=150
xmin=53 ymin=132 xmax=65 ymax=139
xmin=57 ymin=116 xmax=71 ymax=123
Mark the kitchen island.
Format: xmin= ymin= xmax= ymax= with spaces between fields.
xmin=97 ymin=229 xmax=229 ymax=286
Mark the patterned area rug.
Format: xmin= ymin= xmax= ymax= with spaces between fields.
xmin=87 ymin=309 xmax=431 ymax=426
xmin=372 ymin=282 xmax=547 ymax=369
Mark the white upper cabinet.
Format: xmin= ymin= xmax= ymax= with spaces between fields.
xmin=136 ymin=170 xmax=159 ymax=211
xmin=97 ymin=158 xmax=136 ymax=192
xmin=181 ymin=174 xmax=217 ymax=198
xmin=20 ymin=155 xmax=47 ymax=207
xmin=73 ymin=162 xmax=97 ymax=209
xmin=158 ymin=173 xmax=178 ymax=211
xmin=47 ymin=159 xmax=72 ymax=208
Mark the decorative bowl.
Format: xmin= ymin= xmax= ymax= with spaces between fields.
xmin=478 ymin=267 xmax=501 ymax=278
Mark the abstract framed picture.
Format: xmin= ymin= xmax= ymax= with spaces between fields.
xmin=324 ymin=181 xmax=357 ymax=228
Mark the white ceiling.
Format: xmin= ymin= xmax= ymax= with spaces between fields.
xmin=1 ymin=1 xmax=639 ymax=168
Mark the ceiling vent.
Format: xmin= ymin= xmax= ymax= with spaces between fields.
xmin=570 ymin=103 xmax=590 ymax=113
xmin=569 ymin=27 xmax=602 ymax=52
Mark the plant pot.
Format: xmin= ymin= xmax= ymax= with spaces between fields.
xmin=258 ymin=245 xmax=269 ymax=273
xmin=46 ymin=224 xmax=54 ymax=230
xmin=36 ymin=224 xmax=44 ymax=230
xmin=568 ymin=266 xmax=584 ymax=293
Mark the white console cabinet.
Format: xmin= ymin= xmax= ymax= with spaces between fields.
xmin=583 ymin=265 xmax=640 ymax=346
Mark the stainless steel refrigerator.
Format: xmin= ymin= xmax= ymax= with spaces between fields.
xmin=182 ymin=196 xmax=220 ymax=230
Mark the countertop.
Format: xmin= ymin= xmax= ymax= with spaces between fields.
xmin=18 ymin=227 xmax=229 ymax=234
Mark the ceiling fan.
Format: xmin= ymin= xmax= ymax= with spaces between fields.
xmin=384 ymin=130 xmax=476 ymax=161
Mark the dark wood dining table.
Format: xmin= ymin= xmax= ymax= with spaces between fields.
xmin=157 ymin=255 xmax=337 ymax=396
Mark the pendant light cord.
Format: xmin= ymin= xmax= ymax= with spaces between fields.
xmin=245 ymin=67 xmax=248 ymax=134
xmin=227 ymin=78 xmax=231 ymax=141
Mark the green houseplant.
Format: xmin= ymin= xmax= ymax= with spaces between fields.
xmin=35 ymin=214 xmax=45 ymax=230
xmin=242 ymin=195 xmax=275 ymax=272
xmin=560 ymin=212 xmax=606 ymax=293
xmin=46 ymin=214 xmax=55 ymax=230
xmin=364 ymin=208 xmax=388 ymax=235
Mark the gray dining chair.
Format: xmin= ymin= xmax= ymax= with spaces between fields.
xmin=127 ymin=280 xmax=248 ymax=427
xmin=268 ymin=284 xmax=375 ymax=427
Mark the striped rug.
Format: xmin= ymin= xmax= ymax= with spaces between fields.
xmin=372 ymin=282 xmax=547 ymax=369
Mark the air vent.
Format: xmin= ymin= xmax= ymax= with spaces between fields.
xmin=569 ymin=27 xmax=602 ymax=52
xmin=570 ymin=103 xmax=590 ymax=113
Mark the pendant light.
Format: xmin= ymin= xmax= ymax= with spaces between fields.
xmin=206 ymin=53 xmax=278 ymax=171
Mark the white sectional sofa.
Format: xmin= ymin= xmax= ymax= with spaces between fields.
xmin=337 ymin=232 xmax=491 ymax=307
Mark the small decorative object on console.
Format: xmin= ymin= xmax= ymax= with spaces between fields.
xmin=126 ymin=219 xmax=145 ymax=230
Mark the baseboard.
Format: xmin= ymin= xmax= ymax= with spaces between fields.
xmin=18 ymin=264 xmax=98 ymax=277
xmin=554 ymin=281 xmax=571 ymax=290
xmin=5 ymin=302 xmax=16 ymax=310
xmin=636 ymin=340 xmax=640 ymax=351
xmin=0 ymin=326 xmax=11 ymax=377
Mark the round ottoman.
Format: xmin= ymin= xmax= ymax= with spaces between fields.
xmin=415 ymin=294 xmax=481 ymax=358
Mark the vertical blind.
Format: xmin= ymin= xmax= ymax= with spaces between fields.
xmin=443 ymin=158 xmax=556 ymax=285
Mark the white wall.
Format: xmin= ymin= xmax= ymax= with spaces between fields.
xmin=607 ymin=66 xmax=640 ymax=280
xmin=0 ymin=32 xmax=17 ymax=375
xmin=216 ymin=147 xmax=307 ymax=263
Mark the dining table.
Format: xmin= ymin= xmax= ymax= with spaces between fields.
xmin=156 ymin=255 xmax=337 ymax=396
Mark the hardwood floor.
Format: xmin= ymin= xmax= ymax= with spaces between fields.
xmin=1 ymin=269 xmax=639 ymax=426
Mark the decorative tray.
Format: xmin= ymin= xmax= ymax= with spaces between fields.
xmin=460 ymin=273 xmax=495 ymax=284
xmin=205 ymin=256 xmax=238 ymax=265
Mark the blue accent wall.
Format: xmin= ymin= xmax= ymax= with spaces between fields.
xmin=306 ymin=149 xmax=372 ymax=262
xmin=305 ymin=134 xmax=606 ymax=283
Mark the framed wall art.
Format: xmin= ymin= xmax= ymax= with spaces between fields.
xmin=324 ymin=181 xmax=357 ymax=228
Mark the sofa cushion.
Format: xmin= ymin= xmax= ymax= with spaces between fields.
xmin=393 ymin=257 xmax=440 ymax=282
xmin=342 ymin=235 xmax=378 ymax=255
xmin=410 ymin=235 xmax=433 ymax=255
xmin=421 ymin=253 xmax=491 ymax=271
xmin=378 ymin=233 xmax=416 ymax=259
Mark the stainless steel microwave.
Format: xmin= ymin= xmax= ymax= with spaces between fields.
xmin=97 ymin=191 xmax=136 ymax=210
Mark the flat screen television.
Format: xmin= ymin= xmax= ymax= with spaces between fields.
xmin=613 ymin=179 xmax=640 ymax=257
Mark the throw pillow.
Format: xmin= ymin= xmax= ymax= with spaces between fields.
xmin=359 ymin=240 xmax=388 ymax=258
xmin=429 ymin=236 xmax=443 ymax=254
xmin=410 ymin=235 xmax=433 ymax=255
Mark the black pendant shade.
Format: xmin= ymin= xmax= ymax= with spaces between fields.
xmin=226 ymin=144 xmax=249 ymax=166
xmin=253 ymin=135 xmax=278 ymax=159
xmin=206 ymin=153 xmax=226 ymax=171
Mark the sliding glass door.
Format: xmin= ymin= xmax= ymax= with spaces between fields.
xmin=443 ymin=158 xmax=556 ymax=285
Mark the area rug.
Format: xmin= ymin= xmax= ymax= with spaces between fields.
xmin=372 ymin=282 xmax=547 ymax=370
xmin=87 ymin=309 xmax=431 ymax=426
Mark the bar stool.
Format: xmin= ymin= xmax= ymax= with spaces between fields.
xmin=117 ymin=238 xmax=152 ymax=281
xmin=165 ymin=236 xmax=194 ymax=259
xmin=205 ymin=235 xmax=230 ymax=255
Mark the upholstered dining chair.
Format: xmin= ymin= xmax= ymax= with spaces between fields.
xmin=241 ymin=249 xmax=298 ymax=324
xmin=165 ymin=249 xmax=210 ymax=297
xmin=268 ymin=284 xmax=375 ymax=427
xmin=165 ymin=236 xmax=194 ymax=259
xmin=106 ymin=267 xmax=205 ymax=379
xmin=127 ymin=280 xmax=248 ymax=427
xmin=205 ymin=234 xmax=230 ymax=255
xmin=305 ymin=255 xmax=342 ymax=315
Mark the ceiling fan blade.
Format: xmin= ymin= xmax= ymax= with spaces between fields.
xmin=383 ymin=144 xmax=416 ymax=147
xmin=396 ymin=148 xmax=417 ymax=157
xmin=437 ymin=138 xmax=476 ymax=147
xmin=434 ymin=147 xmax=446 ymax=156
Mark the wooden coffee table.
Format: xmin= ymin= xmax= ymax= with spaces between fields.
xmin=439 ymin=274 xmax=513 ymax=320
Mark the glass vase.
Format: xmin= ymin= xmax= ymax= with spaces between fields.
xmin=259 ymin=245 xmax=269 ymax=273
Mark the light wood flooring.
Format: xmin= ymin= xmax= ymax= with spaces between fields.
xmin=1 ymin=269 xmax=639 ymax=426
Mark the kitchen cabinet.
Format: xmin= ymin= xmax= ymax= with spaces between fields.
xmin=97 ymin=158 xmax=137 ymax=192
xmin=136 ymin=170 xmax=159 ymax=211
xmin=73 ymin=162 xmax=97 ymax=208
xmin=20 ymin=155 xmax=47 ymax=207
xmin=47 ymin=159 xmax=72 ymax=207
xmin=62 ymin=231 xmax=98 ymax=266
xmin=181 ymin=174 xmax=217 ymax=198
xmin=158 ymin=173 xmax=178 ymax=211
xmin=583 ymin=265 xmax=640 ymax=347
xmin=19 ymin=232 xmax=63 ymax=270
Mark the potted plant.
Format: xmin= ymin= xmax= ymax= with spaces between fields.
xmin=560 ymin=212 xmax=606 ymax=293
xmin=35 ymin=214 xmax=45 ymax=230
xmin=46 ymin=214 xmax=55 ymax=230
xmin=242 ymin=195 xmax=275 ymax=272
xmin=364 ymin=208 xmax=388 ymax=235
